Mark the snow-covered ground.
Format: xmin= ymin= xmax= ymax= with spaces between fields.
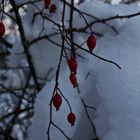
xmin=27 ymin=1 xmax=140 ymax=140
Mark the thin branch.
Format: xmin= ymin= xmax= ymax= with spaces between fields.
xmin=66 ymin=35 xmax=122 ymax=69
xmin=77 ymin=11 xmax=140 ymax=32
xmin=0 ymin=38 xmax=13 ymax=48
xmin=10 ymin=0 xmax=41 ymax=91
xmin=81 ymin=98 xmax=99 ymax=139
xmin=52 ymin=122 xmax=71 ymax=140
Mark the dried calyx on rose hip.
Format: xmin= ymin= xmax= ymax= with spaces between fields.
xmin=68 ymin=57 xmax=78 ymax=74
xmin=67 ymin=112 xmax=76 ymax=126
xmin=53 ymin=93 xmax=62 ymax=111
xmin=69 ymin=73 xmax=78 ymax=88
xmin=49 ymin=4 xmax=57 ymax=13
xmin=87 ymin=34 xmax=96 ymax=52
xmin=0 ymin=22 xmax=5 ymax=38
xmin=44 ymin=0 xmax=51 ymax=9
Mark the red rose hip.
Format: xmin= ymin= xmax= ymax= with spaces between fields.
xmin=87 ymin=34 xmax=96 ymax=52
xmin=0 ymin=22 xmax=5 ymax=38
xmin=67 ymin=112 xmax=76 ymax=126
xmin=53 ymin=93 xmax=62 ymax=111
xmin=50 ymin=4 xmax=57 ymax=13
xmin=68 ymin=57 xmax=78 ymax=74
xmin=44 ymin=0 xmax=51 ymax=9
xmin=15 ymin=106 xmax=21 ymax=114
xmin=69 ymin=73 xmax=78 ymax=88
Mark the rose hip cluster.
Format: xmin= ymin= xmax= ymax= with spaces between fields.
xmin=44 ymin=0 xmax=96 ymax=128
xmin=52 ymin=34 xmax=96 ymax=126
xmin=68 ymin=34 xmax=96 ymax=88
xmin=68 ymin=57 xmax=78 ymax=88
xmin=52 ymin=92 xmax=76 ymax=126
xmin=44 ymin=0 xmax=56 ymax=13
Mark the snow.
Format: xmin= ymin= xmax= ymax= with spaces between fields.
xmin=95 ymin=17 xmax=140 ymax=140
xmin=17 ymin=0 xmax=140 ymax=140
